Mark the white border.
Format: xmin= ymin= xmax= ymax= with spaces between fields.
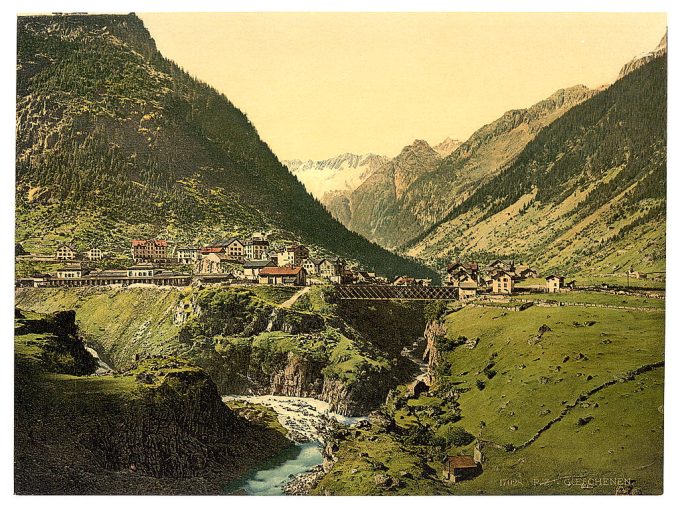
xmin=1 ymin=2 xmax=677 ymax=510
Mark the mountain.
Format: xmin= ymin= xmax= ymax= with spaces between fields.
xmin=284 ymin=153 xmax=388 ymax=199
xmin=313 ymin=86 xmax=594 ymax=250
xmin=394 ymin=85 xmax=597 ymax=244
xmin=618 ymin=30 xmax=667 ymax=79
xmin=406 ymin=53 xmax=666 ymax=276
xmin=433 ymin=137 xmax=462 ymax=157
xmin=346 ymin=139 xmax=444 ymax=248
xmin=15 ymin=14 xmax=437 ymax=280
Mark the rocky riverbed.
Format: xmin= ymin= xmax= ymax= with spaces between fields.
xmin=222 ymin=395 xmax=367 ymax=495
xmin=223 ymin=395 xmax=366 ymax=443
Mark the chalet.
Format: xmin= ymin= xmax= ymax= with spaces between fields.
xmin=258 ymin=266 xmax=306 ymax=286
xmin=486 ymin=259 xmax=515 ymax=274
xmin=629 ymin=270 xmax=648 ymax=280
xmin=442 ymin=455 xmax=480 ymax=483
xmin=277 ymin=244 xmax=310 ymax=267
xmin=546 ymin=274 xmax=565 ymax=293
xmin=243 ymin=259 xmax=276 ymax=280
xmin=202 ymin=238 xmax=245 ymax=259
xmin=175 ymin=246 xmax=200 ymax=265
xmin=516 ymin=265 xmax=539 ymax=279
xmin=447 ymin=260 xmax=479 ymax=283
xmin=15 ymin=243 xmax=29 ymax=257
xmin=55 ymin=244 xmax=77 ymax=261
xmin=458 ymin=280 xmax=478 ymax=301
xmin=56 ymin=264 xmax=87 ymax=279
xmin=491 ymin=271 xmax=514 ymax=294
xmin=318 ymin=258 xmax=345 ymax=278
xmin=449 ymin=267 xmax=477 ymax=287
xmin=131 ymin=239 xmax=168 ymax=262
xmin=302 ymin=258 xmax=322 ymax=275
xmin=127 ymin=263 xmax=157 ymax=278
xmin=244 ymin=235 xmax=270 ymax=260
xmin=85 ymin=247 xmax=104 ymax=261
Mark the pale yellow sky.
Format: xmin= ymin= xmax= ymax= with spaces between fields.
xmin=139 ymin=12 xmax=666 ymax=160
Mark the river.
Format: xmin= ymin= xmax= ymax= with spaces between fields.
xmin=222 ymin=395 xmax=366 ymax=495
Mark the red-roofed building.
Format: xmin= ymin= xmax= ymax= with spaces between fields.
xmin=131 ymin=239 xmax=169 ymax=262
xmin=258 ymin=266 xmax=306 ymax=286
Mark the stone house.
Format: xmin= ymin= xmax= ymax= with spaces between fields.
xmin=442 ymin=455 xmax=480 ymax=483
xmin=458 ymin=280 xmax=478 ymax=301
xmin=258 ymin=266 xmax=307 ymax=286
xmin=276 ymin=244 xmax=309 ymax=267
xmin=546 ymin=274 xmax=565 ymax=293
xmin=244 ymin=236 xmax=270 ymax=260
xmin=302 ymin=258 xmax=321 ymax=275
xmin=491 ymin=271 xmax=514 ymax=294
xmin=55 ymin=244 xmax=77 ymax=261
xmin=202 ymin=238 xmax=245 ymax=260
xmin=447 ymin=260 xmax=479 ymax=283
xmin=198 ymin=253 xmax=235 ymax=274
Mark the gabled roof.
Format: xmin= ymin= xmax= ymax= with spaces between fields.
xmin=545 ymin=274 xmax=565 ymax=280
xmin=260 ymin=266 xmax=303 ymax=276
xmin=243 ymin=260 xmax=276 ymax=269
xmin=207 ymin=237 xmax=243 ymax=248
xmin=446 ymin=455 xmax=478 ymax=469
xmin=56 ymin=243 xmax=77 ymax=251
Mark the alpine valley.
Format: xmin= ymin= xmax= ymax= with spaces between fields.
xmin=14 ymin=13 xmax=666 ymax=497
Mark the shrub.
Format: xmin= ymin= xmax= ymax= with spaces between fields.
xmin=441 ymin=425 xmax=475 ymax=447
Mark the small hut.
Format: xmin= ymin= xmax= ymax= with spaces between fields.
xmin=442 ymin=455 xmax=480 ymax=483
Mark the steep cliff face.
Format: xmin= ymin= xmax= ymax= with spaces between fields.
xmin=347 ymin=139 xmax=444 ymax=249
xmin=16 ymin=286 xmax=426 ymax=416
xmin=15 ymin=309 xmax=291 ymax=494
xmin=398 ymin=85 xmax=596 ymax=239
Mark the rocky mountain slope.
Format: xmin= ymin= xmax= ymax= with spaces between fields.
xmin=346 ymin=139 xmax=445 ymax=248
xmin=16 ymin=285 xmax=427 ymax=416
xmin=295 ymin=86 xmax=594 ymax=251
xmin=15 ymin=308 xmax=290 ymax=494
xmin=15 ymin=14 xmax=435 ymax=281
xmin=618 ymin=31 xmax=667 ymax=79
xmin=406 ymin=53 xmax=666 ymax=276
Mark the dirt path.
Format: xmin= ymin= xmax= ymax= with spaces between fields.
xmin=280 ymin=286 xmax=310 ymax=308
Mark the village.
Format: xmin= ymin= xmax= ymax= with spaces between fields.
xmin=14 ymin=232 xmax=593 ymax=299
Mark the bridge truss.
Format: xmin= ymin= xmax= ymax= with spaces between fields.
xmin=333 ymin=285 xmax=458 ymax=301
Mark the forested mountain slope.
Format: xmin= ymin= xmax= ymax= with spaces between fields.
xmin=16 ymin=14 xmax=435 ymax=280
xmin=406 ymin=55 xmax=666 ymax=276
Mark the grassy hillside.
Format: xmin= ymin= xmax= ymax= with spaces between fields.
xmin=314 ymin=292 xmax=664 ymax=495
xmin=16 ymin=14 xmax=436 ymax=281
xmin=407 ymin=56 xmax=666 ymax=278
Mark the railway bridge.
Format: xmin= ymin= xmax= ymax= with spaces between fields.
xmin=333 ymin=284 xmax=457 ymax=301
